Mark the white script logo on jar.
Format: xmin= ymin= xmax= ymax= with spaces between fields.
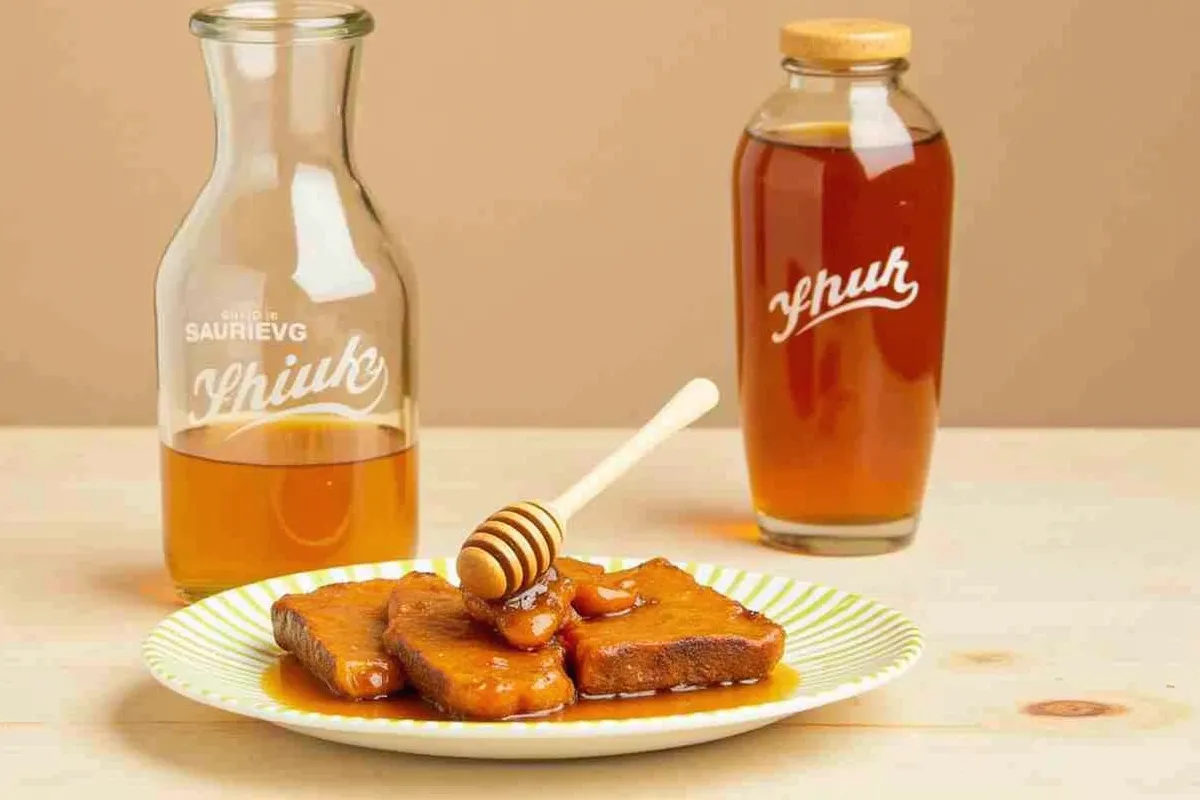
xmin=184 ymin=310 xmax=389 ymax=437
xmin=768 ymin=246 xmax=919 ymax=343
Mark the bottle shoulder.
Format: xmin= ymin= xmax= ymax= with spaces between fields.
xmin=156 ymin=162 xmax=414 ymax=298
xmin=744 ymin=79 xmax=943 ymax=148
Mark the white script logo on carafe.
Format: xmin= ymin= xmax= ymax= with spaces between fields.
xmin=187 ymin=332 xmax=389 ymax=437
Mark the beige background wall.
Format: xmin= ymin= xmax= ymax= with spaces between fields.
xmin=1 ymin=0 xmax=1196 ymax=427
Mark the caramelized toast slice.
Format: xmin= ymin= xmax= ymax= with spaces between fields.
xmin=383 ymin=572 xmax=575 ymax=719
xmin=271 ymin=579 xmax=405 ymax=700
xmin=461 ymin=558 xmax=605 ymax=649
xmin=561 ymin=558 xmax=785 ymax=695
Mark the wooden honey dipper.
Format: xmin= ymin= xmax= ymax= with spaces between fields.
xmin=456 ymin=378 xmax=720 ymax=600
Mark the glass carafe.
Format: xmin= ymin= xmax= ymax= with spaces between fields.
xmin=156 ymin=2 xmax=418 ymax=601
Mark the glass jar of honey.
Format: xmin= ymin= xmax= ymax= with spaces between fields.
xmin=156 ymin=3 xmax=418 ymax=601
xmin=733 ymin=19 xmax=954 ymax=555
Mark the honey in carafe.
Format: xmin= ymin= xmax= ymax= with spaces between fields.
xmin=162 ymin=420 xmax=417 ymax=600
xmin=733 ymin=20 xmax=954 ymax=555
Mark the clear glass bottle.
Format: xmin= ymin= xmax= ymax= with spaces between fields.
xmin=156 ymin=2 xmax=418 ymax=601
xmin=733 ymin=19 xmax=954 ymax=555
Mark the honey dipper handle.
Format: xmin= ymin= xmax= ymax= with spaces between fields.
xmin=546 ymin=378 xmax=720 ymax=523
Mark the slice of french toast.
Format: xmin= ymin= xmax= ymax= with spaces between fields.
xmin=271 ymin=578 xmax=405 ymax=700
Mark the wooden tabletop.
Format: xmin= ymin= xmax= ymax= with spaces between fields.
xmin=1 ymin=427 xmax=1197 ymax=798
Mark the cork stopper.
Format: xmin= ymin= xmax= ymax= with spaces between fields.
xmin=780 ymin=19 xmax=911 ymax=63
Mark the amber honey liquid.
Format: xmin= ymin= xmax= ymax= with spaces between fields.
xmin=733 ymin=124 xmax=953 ymax=552
xmin=162 ymin=418 xmax=417 ymax=601
xmin=264 ymin=655 xmax=801 ymax=722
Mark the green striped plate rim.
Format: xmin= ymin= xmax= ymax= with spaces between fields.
xmin=143 ymin=556 xmax=923 ymax=736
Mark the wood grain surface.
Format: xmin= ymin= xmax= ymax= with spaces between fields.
xmin=0 ymin=427 xmax=1196 ymax=798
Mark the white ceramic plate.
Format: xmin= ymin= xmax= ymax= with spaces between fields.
xmin=142 ymin=556 xmax=923 ymax=759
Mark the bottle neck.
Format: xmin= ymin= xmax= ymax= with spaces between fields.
xmin=202 ymin=38 xmax=360 ymax=171
xmin=782 ymin=57 xmax=906 ymax=92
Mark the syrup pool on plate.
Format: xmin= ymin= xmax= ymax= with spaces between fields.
xmin=263 ymin=655 xmax=802 ymax=722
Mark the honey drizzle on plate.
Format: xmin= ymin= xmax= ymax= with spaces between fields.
xmin=263 ymin=655 xmax=801 ymax=722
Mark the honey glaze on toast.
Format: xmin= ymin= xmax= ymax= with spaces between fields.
xmin=263 ymin=655 xmax=800 ymax=722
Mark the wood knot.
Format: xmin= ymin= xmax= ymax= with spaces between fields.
xmin=942 ymin=650 xmax=1020 ymax=672
xmin=1022 ymin=700 xmax=1127 ymax=718
xmin=960 ymin=651 xmax=1013 ymax=666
